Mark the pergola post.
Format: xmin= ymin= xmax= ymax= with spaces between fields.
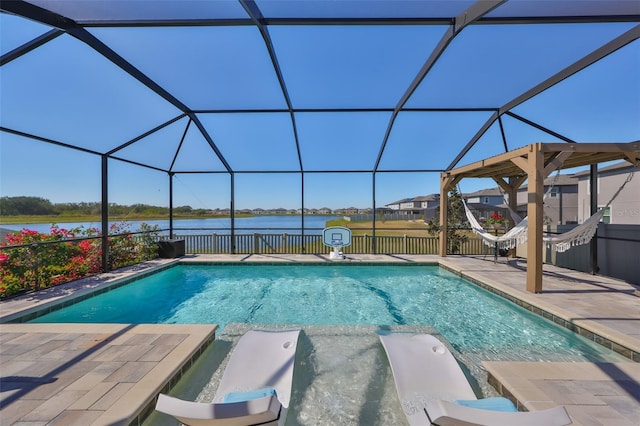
xmin=526 ymin=144 xmax=545 ymax=293
xmin=589 ymin=164 xmax=599 ymax=274
xmin=438 ymin=173 xmax=451 ymax=257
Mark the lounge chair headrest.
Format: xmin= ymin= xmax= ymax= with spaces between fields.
xmin=453 ymin=397 xmax=518 ymax=412
xmin=155 ymin=393 xmax=282 ymax=425
xmin=223 ymin=387 xmax=277 ymax=404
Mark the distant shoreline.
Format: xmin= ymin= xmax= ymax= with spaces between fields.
xmin=0 ymin=213 xmax=340 ymax=225
xmin=0 ymin=213 xmax=248 ymax=225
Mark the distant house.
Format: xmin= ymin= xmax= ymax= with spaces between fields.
xmin=343 ymin=207 xmax=359 ymax=215
xmin=386 ymin=194 xmax=439 ymax=216
xmin=459 ymin=189 xmax=508 ymax=224
xmin=414 ymin=194 xmax=440 ymax=209
xmin=463 ymin=188 xmax=504 ymax=206
xmin=399 ymin=198 xmax=420 ymax=213
xmin=574 ymin=162 xmax=640 ymax=225
xmin=386 ymin=197 xmax=410 ymax=212
xmin=317 ymin=207 xmax=332 ymax=215
xmin=271 ymin=208 xmax=288 ymax=215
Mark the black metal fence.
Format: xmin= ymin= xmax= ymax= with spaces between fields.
xmin=173 ymin=232 xmax=490 ymax=255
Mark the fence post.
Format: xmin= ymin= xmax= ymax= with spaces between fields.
xmin=403 ymin=234 xmax=407 ymax=254
xmin=254 ymin=233 xmax=259 ymax=254
xmin=31 ymin=244 xmax=40 ymax=290
xmin=282 ymin=233 xmax=287 ymax=254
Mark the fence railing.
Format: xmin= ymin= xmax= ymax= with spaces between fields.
xmin=0 ymin=231 xmax=492 ymax=299
xmin=174 ymin=233 xmax=492 ymax=255
xmin=4 ymin=225 xmax=635 ymax=299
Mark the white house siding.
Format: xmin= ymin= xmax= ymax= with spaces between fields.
xmin=465 ymin=195 xmax=503 ymax=205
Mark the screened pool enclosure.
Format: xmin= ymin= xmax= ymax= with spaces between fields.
xmin=1 ymin=1 xmax=639 ymax=273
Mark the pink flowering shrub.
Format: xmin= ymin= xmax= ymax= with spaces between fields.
xmin=0 ymin=223 xmax=159 ymax=298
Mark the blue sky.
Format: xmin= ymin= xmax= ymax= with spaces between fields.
xmin=1 ymin=6 xmax=639 ymax=211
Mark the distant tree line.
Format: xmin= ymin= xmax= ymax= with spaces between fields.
xmin=0 ymin=196 xmax=199 ymax=216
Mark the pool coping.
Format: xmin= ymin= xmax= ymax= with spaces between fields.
xmin=0 ymin=322 xmax=216 ymax=426
xmin=437 ymin=259 xmax=640 ymax=362
xmin=0 ymin=259 xmax=181 ymax=324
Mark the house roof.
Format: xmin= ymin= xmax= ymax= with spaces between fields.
xmin=387 ymin=194 xmax=439 ymax=205
xmin=387 ymin=197 xmax=413 ymax=205
xmin=572 ymin=160 xmax=640 ymax=178
xmin=411 ymin=194 xmax=439 ymax=202
xmin=463 ymin=188 xmax=503 ymax=197
xmin=466 ymin=203 xmax=506 ymax=212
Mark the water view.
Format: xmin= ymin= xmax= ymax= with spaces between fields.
xmin=2 ymin=215 xmax=340 ymax=236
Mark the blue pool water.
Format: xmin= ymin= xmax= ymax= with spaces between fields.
xmin=30 ymin=264 xmax=626 ymax=362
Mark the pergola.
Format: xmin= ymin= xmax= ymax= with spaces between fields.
xmin=439 ymin=141 xmax=640 ymax=293
xmin=1 ymin=1 xmax=639 ymax=289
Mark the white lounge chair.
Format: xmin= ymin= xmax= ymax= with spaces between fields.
xmin=156 ymin=329 xmax=300 ymax=426
xmin=379 ymin=333 xmax=572 ymax=426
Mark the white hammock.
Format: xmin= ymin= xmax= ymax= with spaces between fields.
xmin=463 ymin=201 xmax=604 ymax=253
xmin=463 ymin=201 xmax=528 ymax=250
xmin=543 ymin=209 xmax=606 ymax=252
xmin=462 ymin=169 xmax=633 ymax=253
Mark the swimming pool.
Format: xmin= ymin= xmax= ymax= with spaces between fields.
xmin=29 ymin=263 xmax=626 ymax=364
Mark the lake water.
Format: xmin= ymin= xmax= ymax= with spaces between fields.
xmin=2 ymin=215 xmax=340 ymax=236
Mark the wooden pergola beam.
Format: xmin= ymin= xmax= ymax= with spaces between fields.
xmin=543 ymin=151 xmax=573 ymax=177
xmin=623 ymin=151 xmax=640 ymax=166
xmin=448 ymin=142 xmax=640 ymax=179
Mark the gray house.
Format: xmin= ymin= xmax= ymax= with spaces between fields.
xmin=463 ymin=188 xmax=504 ymax=206
xmin=386 ymin=194 xmax=439 ymax=217
xmin=517 ymin=174 xmax=579 ymax=225
xmin=574 ymin=162 xmax=640 ymax=225
xmin=458 ymin=177 xmax=579 ymax=226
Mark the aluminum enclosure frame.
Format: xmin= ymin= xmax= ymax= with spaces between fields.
xmin=1 ymin=0 xmax=639 ymax=271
